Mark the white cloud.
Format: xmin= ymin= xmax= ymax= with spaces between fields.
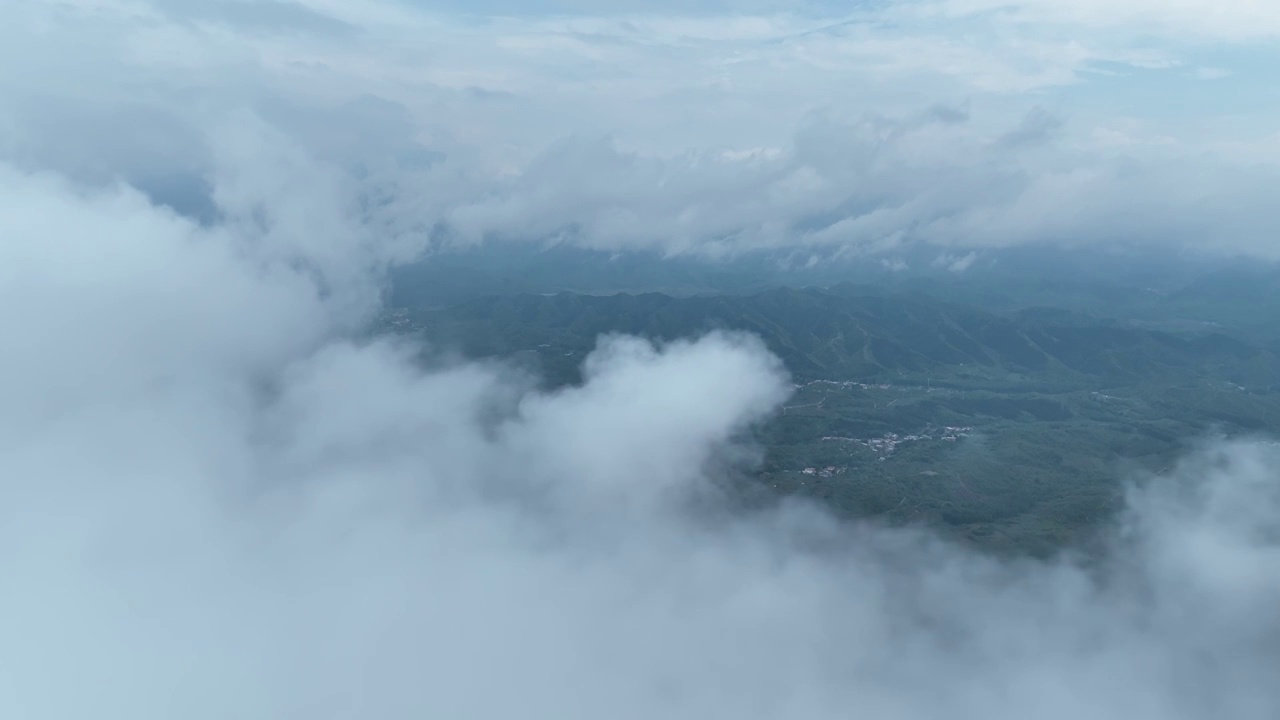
xmin=934 ymin=251 xmax=979 ymax=272
xmin=3 ymin=4 xmax=1280 ymax=710
xmin=1194 ymin=66 xmax=1234 ymax=80
xmin=3 ymin=146 xmax=1280 ymax=717
xmin=920 ymin=0 xmax=1280 ymax=43
xmin=5 ymin=0 xmax=1280 ymax=259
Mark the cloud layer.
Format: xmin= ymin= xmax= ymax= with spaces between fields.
xmin=3 ymin=128 xmax=1280 ymax=717
xmin=3 ymin=3 xmax=1280 ymax=716
xmin=5 ymin=0 xmax=1280 ymax=259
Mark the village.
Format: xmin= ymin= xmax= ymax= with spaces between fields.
xmin=811 ymin=424 xmax=973 ymax=462
xmin=794 ymin=425 xmax=976 ymax=477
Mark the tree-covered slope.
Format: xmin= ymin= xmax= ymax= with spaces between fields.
xmin=389 ymin=287 xmax=1280 ymax=389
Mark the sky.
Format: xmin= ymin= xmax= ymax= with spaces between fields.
xmin=3 ymin=1 xmax=1280 ymax=718
xmin=5 ymin=0 xmax=1280 ymax=259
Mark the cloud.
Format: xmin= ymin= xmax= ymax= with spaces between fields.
xmin=1193 ymin=66 xmax=1233 ymax=80
xmin=150 ymin=0 xmax=358 ymax=37
xmin=918 ymin=0 xmax=1280 ymax=43
xmin=4 ymin=3 xmax=1280 ymax=717
xmin=5 ymin=0 xmax=1280 ymax=261
xmin=996 ymin=106 xmax=1064 ymax=149
xmin=2 ymin=145 xmax=1280 ymax=718
xmin=934 ymin=251 xmax=979 ymax=272
xmin=5 ymin=3 xmax=1280 ymax=718
xmin=11 ymin=8 xmax=1280 ymax=711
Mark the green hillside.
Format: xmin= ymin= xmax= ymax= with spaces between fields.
xmin=390 ymin=287 xmax=1280 ymax=389
xmin=382 ymin=287 xmax=1280 ymax=556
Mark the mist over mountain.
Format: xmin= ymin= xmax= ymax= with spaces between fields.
xmin=6 ymin=161 xmax=1280 ymax=719
xmin=4 ymin=0 xmax=1280 ymax=718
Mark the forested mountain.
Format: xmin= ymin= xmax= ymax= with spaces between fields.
xmin=389 ymin=287 xmax=1280 ymax=389
xmin=384 ymin=285 xmax=1280 ymax=555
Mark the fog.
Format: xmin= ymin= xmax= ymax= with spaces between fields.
xmin=3 ymin=139 xmax=1279 ymax=718
xmin=4 ymin=1 xmax=1280 ymax=716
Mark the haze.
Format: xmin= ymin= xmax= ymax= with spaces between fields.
xmin=2 ymin=1 xmax=1279 ymax=718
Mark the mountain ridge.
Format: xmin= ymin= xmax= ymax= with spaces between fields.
xmin=387 ymin=286 xmax=1280 ymax=389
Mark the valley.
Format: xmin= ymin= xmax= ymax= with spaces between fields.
xmin=382 ymin=283 xmax=1280 ymax=555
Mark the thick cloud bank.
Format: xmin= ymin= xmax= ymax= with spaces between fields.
xmin=6 ymin=0 xmax=1280 ymax=260
xmin=3 ymin=153 xmax=1280 ymax=718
